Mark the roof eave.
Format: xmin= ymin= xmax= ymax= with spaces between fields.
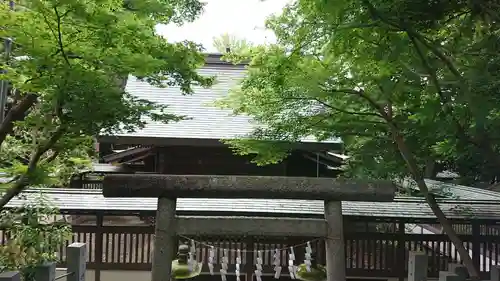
xmin=98 ymin=135 xmax=343 ymax=151
xmin=204 ymin=53 xmax=249 ymax=67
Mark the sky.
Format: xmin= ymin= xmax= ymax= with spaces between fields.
xmin=156 ymin=0 xmax=291 ymax=53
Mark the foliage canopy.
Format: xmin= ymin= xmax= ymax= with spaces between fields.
xmin=219 ymin=0 xmax=500 ymax=183
xmin=0 ymin=0 xmax=213 ymax=206
xmin=217 ymin=0 xmax=499 ymax=277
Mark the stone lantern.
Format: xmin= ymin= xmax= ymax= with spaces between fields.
xmin=171 ymin=244 xmax=202 ymax=280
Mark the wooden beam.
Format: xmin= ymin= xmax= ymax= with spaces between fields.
xmin=102 ymin=174 xmax=396 ymax=201
xmin=97 ymin=136 xmax=343 ymax=151
xmin=176 ymin=216 xmax=327 ymax=237
xmin=102 ymin=147 xmax=153 ymax=163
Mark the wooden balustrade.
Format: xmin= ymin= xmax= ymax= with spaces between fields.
xmin=2 ymin=220 xmax=498 ymax=279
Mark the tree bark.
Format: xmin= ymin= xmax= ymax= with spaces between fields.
xmin=0 ymin=93 xmax=38 ymax=147
xmin=390 ymin=126 xmax=480 ymax=280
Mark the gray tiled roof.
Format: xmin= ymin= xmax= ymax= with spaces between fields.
xmin=6 ymin=188 xmax=500 ymax=220
xmin=424 ymin=179 xmax=500 ymax=200
xmin=112 ymin=66 xmax=340 ymax=143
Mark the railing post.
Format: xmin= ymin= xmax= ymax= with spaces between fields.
xmin=439 ymin=271 xmax=462 ymax=281
xmin=448 ymin=263 xmax=468 ymax=280
xmin=34 ymin=262 xmax=56 ymax=281
xmin=470 ymin=221 xmax=481 ymax=272
xmin=0 ymin=272 xmax=20 ymax=281
xmin=95 ymin=213 xmax=104 ymax=281
xmin=244 ymin=237 xmax=254 ymax=281
xmin=324 ymin=200 xmax=346 ymax=281
xmin=67 ymin=242 xmax=87 ymax=281
xmin=408 ymin=251 xmax=428 ymax=281
xmin=151 ymin=197 xmax=177 ymax=281
xmin=397 ymin=222 xmax=406 ymax=281
xmin=491 ymin=265 xmax=500 ymax=281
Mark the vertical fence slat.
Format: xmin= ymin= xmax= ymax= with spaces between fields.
xmin=1 ymin=217 xmax=498 ymax=279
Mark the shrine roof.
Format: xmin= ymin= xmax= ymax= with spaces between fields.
xmin=98 ymin=54 xmax=341 ymax=149
xmin=420 ymin=179 xmax=500 ymax=201
xmin=6 ymin=187 xmax=500 ymax=220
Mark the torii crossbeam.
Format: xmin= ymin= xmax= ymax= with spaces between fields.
xmin=102 ymin=174 xmax=396 ymax=281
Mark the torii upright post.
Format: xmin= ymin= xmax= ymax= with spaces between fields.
xmin=324 ymin=201 xmax=346 ymax=281
xmin=152 ymin=197 xmax=177 ymax=281
xmin=102 ymin=175 xmax=396 ymax=281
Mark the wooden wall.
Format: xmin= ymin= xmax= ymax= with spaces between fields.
xmin=156 ymin=146 xmax=338 ymax=177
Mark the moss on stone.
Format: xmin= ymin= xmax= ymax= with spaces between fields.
xmin=171 ymin=260 xmax=202 ymax=279
xmin=103 ymin=174 xmax=396 ymax=201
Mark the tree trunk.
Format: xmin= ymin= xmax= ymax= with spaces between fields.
xmin=390 ymin=127 xmax=480 ymax=279
xmin=424 ymin=159 xmax=437 ymax=179
xmin=353 ymin=87 xmax=480 ymax=278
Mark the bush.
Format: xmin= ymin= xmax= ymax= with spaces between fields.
xmin=0 ymin=193 xmax=72 ymax=281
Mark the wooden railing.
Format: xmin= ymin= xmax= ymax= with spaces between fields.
xmin=70 ymin=178 xmax=103 ymax=189
xmin=3 ymin=223 xmax=497 ymax=279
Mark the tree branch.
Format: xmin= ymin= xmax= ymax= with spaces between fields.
xmin=54 ymin=6 xmax=71 ymax=66
xmin=407 ymin=29 xmax=464 ymax=83
xmin=0 ymin=93 xmax=38 ymax=147
xmin=0 ymin=126 xmax=65 ymax=208
xmin=312 ymin=97 xmax=385 ymax=119
xmin=39 ymin=5 xmax=71 ymax=66
xmin=346 ymin=88 xmax=391 ymax=120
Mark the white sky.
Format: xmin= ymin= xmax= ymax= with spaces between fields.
xmin=156 ymin=0 xmax=291 ymax=53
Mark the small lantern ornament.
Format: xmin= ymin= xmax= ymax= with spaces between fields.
xmin=296 ymin=242 xmax=326 ymax=281
xmin=171 ymin=244 xmax=202 ymax=280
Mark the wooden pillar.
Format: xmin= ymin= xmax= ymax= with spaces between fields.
xmin=151 ymin=197 xmax=177 ymax=281
xmin=324 ymin=200 xmax=346 ymax=281
xmin=397 ymin=222 xmax=406 ymax=281
xmin=95 ymin=213 xmax=104 ymax=281
xmin=245 ymin=237 xmax=255 ymax=281
xmin=156 ymin=147 xmax=167 ymax=174
xmin=471 ymin=221 xmax=481 ymax=271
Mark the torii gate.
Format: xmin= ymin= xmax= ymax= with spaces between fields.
xmin=102 ymin=174 xmax=396 ymax=281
